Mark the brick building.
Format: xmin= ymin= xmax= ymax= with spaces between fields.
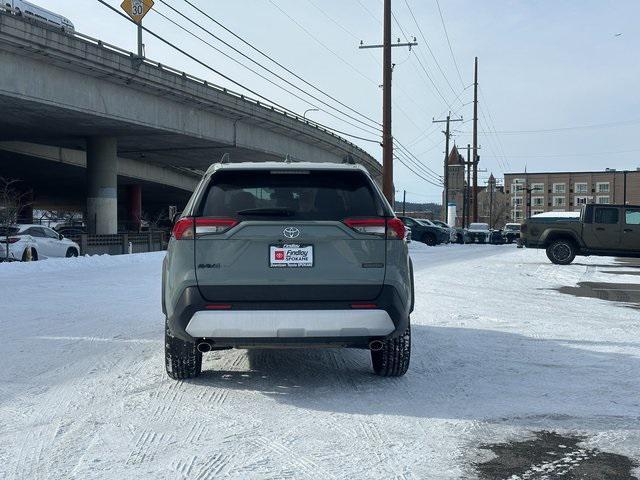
xmin=503 ymin=169 xmax=640 ymax=222
xmin=445 ymin=146 xmax=508 ymax=228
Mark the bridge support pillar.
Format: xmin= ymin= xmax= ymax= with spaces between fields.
xmin=127 ymin=185 xmax=142 ymax=232
xmin=86 ymin=137 xmax=118 ymax=234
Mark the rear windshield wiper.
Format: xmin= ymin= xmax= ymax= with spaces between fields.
xmin=236 ymin=208 xmax=295 ymax=217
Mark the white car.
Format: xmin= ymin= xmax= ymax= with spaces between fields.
xmin=0 ymin=224 xmax=80 ymax=261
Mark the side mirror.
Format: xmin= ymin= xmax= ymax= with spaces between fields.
xmin=58 ymin=233 xmax=64 ymax=240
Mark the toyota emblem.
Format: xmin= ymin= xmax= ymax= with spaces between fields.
xmin=283 ymin=227 xmax=300 ymax=239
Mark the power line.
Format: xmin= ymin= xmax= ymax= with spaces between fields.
xmin=460 ymin=117 xmax=640 ymax=135
xmin=394 ymin=154 xmax=443 ymax=187
xmin=433 ymin=0 xmax=465 ymax=87
xmin=267 ymin=0 xmax=379 ymax=86
xmin=394 ymin=139 xmax=444 ymax=181
xmin=94 ymin=0 xmax=380 ymax=144
xmin=387 ymin=5 xmax=452 ymax=109
xmin=485 ymin=148 xmax=640 ymax=159
xmin=395 ymin=149 xmax=442 ymax=183
xmin=478 ymin=87 xmax=510 ymax=170
xmin=403 ymin=0 xmax=458 ymax=98
xmin=395 ymin=140 xmax=443 ymax=179
xmin=406 ymin=85 xmax=472 ymax=146
xmin=178 ymin=0 xmax=382 ymax=128
xmin=351 ymin=0 xmax=436 ymax=132
xmin=355 ymin=0 xmax=381 ymax=25
xmin=155 ymin=1 xmax=382 ymax=135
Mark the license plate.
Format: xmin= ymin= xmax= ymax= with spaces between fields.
xmin=270 ymin=244 xmax=313 ymax=268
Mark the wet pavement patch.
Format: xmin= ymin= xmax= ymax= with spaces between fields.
xmin=552 ymin=282 xmax=640 ymax=309
xmin=475 ymin=431 xmax=638 ymax=479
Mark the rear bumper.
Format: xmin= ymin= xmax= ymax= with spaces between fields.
xmin=186 ymin=309 xmax=394 ymax=338
xmin=166 ymin=285 xmax=409 ymax=344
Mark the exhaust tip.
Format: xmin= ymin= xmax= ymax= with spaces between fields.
xmin=369 ymin=340 xmax=384 ymax=352
xmin=197 ymin=341 xmax=212 ymax=353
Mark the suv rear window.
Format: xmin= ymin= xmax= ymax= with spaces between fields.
xmin=199 ymin=170 xmax=386 ymax=220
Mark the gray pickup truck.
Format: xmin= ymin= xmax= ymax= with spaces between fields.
xmin=521 ymin=204 xmax=640 ymax=264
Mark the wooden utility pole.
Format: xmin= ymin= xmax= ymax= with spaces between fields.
xmin=381 ymin=0 xmax=393 ymax=205
xmin=488 ymin=174 xmax=496 ymax=229
xmin=472 ymin=56 xmax=479 ymax=222
xmin=402 ymin=190 xmax=406 ymax=215
xmin=359 ymin=1 xmax=416 ymax=206
xmin=465 ymin=144 xmax=471 ymax=228
xmin=433 ymin=114 xmax=463 ymax=221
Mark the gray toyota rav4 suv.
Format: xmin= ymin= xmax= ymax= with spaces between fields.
xmin=163 ymin=161 xmax=413 ymax=379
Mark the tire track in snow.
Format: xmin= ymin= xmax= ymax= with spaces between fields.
xmin=194 ymin=453 xmax=232 ymax=480
xmin=249 ymin=436 xmax=335 ymax=479
xmin=126 ymin=430 xmax=168 ymax=466
xmin=172 ymin=455 xmax=197 ymax=477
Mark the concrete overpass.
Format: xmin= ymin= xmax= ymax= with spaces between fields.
xmin=0 ymin=12 xmax=381 ymax=233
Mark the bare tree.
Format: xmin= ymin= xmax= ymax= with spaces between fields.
xmin=141 ymin=209 xmax=169 ymax=231
xmin=0 ymin=178 xmax=31 ymax=260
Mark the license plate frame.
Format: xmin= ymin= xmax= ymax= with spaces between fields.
xmin=269 ymin=244 xmax=314 ymax=268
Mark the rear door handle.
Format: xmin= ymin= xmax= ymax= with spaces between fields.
xmin=624 ymin=229 xmax=633 ymax=233
xmin=596 ymin=227 xmax=605 ymax=231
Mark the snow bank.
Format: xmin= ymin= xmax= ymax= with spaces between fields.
xmin=0 ymin=251 xmax=165 ymax=276
xmin=532 ymin=211 xmax=581 ymax=218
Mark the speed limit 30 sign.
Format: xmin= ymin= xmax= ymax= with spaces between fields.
xmin=120 ymin=0 xmax=154 ymax=23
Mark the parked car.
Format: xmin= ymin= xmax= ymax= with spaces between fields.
xmin=163 ymin=161 xmax=414 ymax=379
xmin=397 ymin=216 xmax=449 ymax=246
xmin=0 ymin=224 xmax=80 ymax=261
xmin=55 ymin=224 xmax=87 ymax=237
xmin=453 ymin=227 xmax=469 ymax=244
xmin=501 ymin=223 xmax=521 ymax=243
xmin=521 ymin=204 xmax=640 ymax=264
xmin=489 ymin=230 xmax=505 ymax=244
xmin=431 ymin=220 xmax=456 ymax=243
xmin=466 ymin=223 xmax=491 ymax=243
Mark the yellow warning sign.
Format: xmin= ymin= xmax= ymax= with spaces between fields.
xmin=120 ymin=0 xmax=154 ymax=23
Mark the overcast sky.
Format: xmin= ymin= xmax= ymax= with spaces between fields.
xmin=47 ymin=0 xmax=640 ymax=204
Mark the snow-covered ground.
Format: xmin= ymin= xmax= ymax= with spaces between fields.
xmin=0 ymin=245 xmax=638 ymax=479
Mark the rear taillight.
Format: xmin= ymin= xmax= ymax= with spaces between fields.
xmin=172 ymin=218 xmax=195 ymax=240
xmin=343 ymin=218 xmax=407 ymax=240
xmin=194 ymin=218 xmax=238 ymax=236
xmin=386 ymin=218 xmax=407 ymax=240
xmin=343 ymin=218 xmax=386 ymax=236
xmin=171 ymin=218 xmax=238 ymax=240
xmin=0 ymin=237 xmax=20 ymax=244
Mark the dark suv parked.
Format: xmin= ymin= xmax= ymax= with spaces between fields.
xmin=163 ymin=162 xmax=414 ymax=379
xmin=397 ymin=216 xmax=448 ymax=246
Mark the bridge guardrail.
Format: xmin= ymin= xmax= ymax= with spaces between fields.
xmin=70 ymin=30 xmax=350 ymax=144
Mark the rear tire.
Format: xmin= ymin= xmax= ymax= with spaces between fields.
xmin=371 ymin=321 xmax=411 ymax=377
xmin=66 ymin=247 xmax=78 ymax=258
xmin=22 ymin=248 xmax=37 ymax=261
xmin=546 ymin=239 xmax=576 ymax=265
xmin=422 ymin=233 xmax=437 ymax=246
xmin=165 ymin=321 xmax=202 ymax=380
